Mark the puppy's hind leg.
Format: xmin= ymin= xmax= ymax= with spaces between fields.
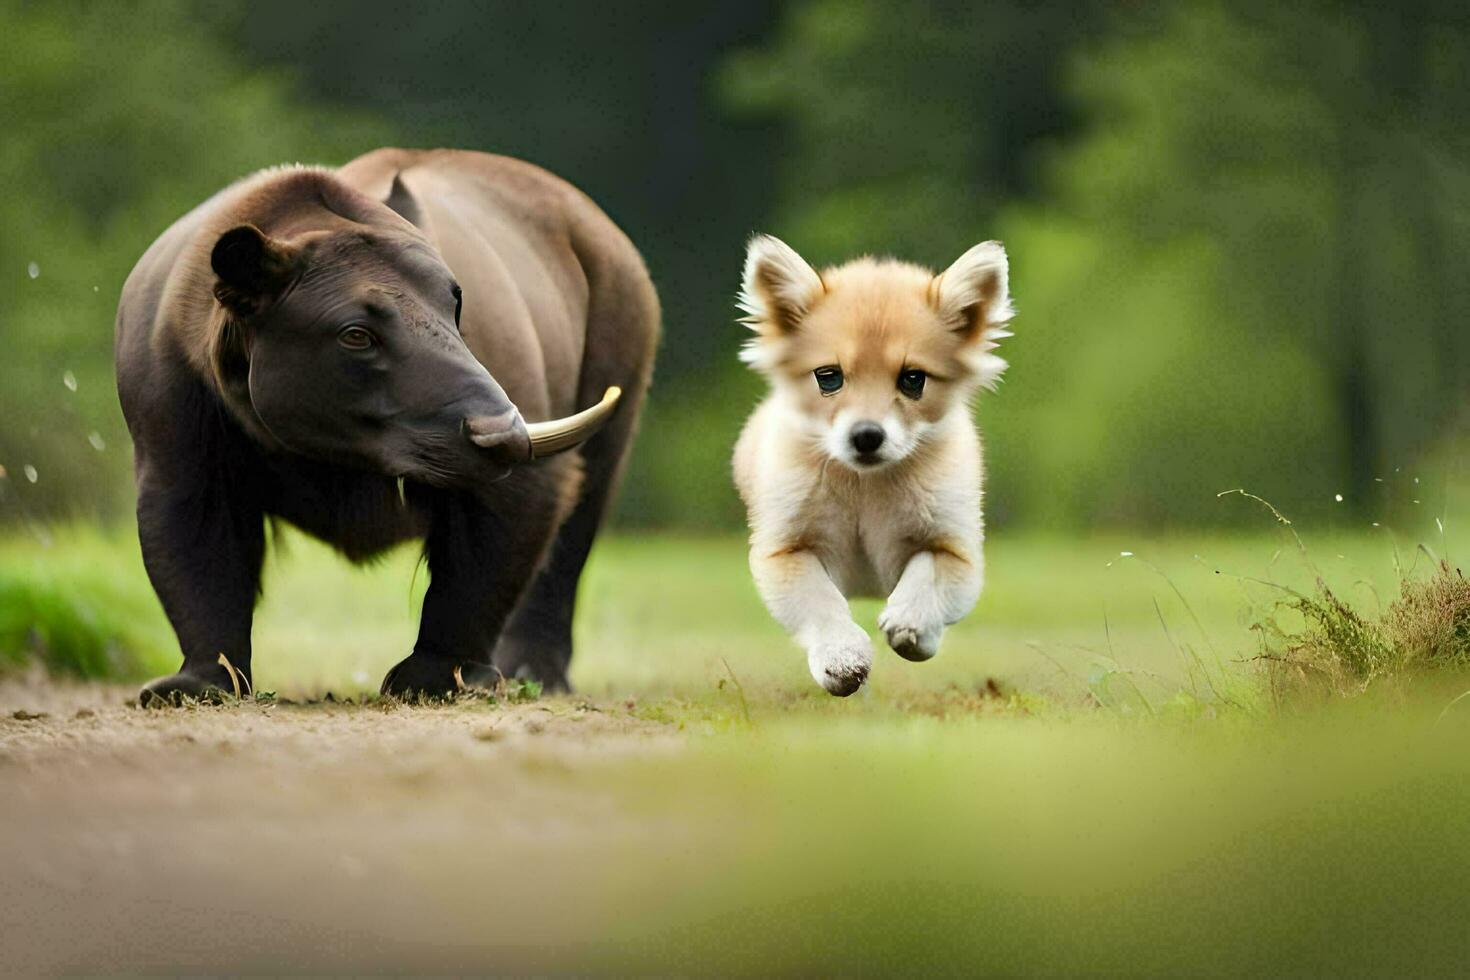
xmin=879 ymin=548 xmax=982 ymax=662
xmin=750 ymin=546 xmax=872 ymax=696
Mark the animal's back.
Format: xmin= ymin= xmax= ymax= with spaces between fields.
xmin=337 ymin=148 xmax=658 ymax=421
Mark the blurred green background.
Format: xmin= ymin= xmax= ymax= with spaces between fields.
xmin=4 ymin=9 xmax=1470 ymax=970
xmin=1 ymin=0 xmax=1467 ymax=533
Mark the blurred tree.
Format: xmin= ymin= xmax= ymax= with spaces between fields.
xmin=0 ymin=0 xmax=386 ymax=523
xmin=1034 ymin=0 xmax=1470 ymax=523
xmin=5 ymin=0 xmax=1465 ymax=532
xmin=719 ymin=0 xmax=1110 ymax=528
xmin=720 ymin=0 xmax=1104 ymax=267
xmin=728 ymin=0 xmax=1470 ymax=528
xmin=206 ymin=0 xmax=783 ymax=527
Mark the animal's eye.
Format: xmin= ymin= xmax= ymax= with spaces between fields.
xmin=337 ymin=326 xmax=376 ymax=351
xmin=451 ymin=284 xmax=463 ymax=326
xmin=898 ymin=368 xmax=927 ymax=399
xmin=814 ymin=366 xmax=844 ymax=395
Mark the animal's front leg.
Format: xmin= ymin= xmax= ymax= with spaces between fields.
xmin=878 ymin=547 xmax=983 ymax=662
xmin=750 ymin=546 xmax=872 ymax=696
xmin=381 ymin=481 xmax=563 ymax=698
xmin=134 ymin=462 xmax=265 ymax=706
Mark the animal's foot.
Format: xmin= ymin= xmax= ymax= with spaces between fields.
xmin=807 ymin=623 xmax=873 ymax=697
xmin=492 ymin=639 xmax=571 ymax=694
xmin=508 ymin=661 xmax=570 ymax=694
xmin=139 ymin=657 xmax=251 ymax=708
xmin=878 ymin=598 xmax=945 ymax=662
xmin=380 ymin=654 xmax=499 ymax=699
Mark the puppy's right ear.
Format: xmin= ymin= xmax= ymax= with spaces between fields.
xmin=932 ymin=241 xmax=1015 ymax=389
xmin=738 ymin=234 xmax=824 ymax=335
xmin=211 ymin=225 xmax=300 ymax=316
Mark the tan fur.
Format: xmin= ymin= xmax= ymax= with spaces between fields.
xmin=732 ymin=235 xmax=1014 ymax=695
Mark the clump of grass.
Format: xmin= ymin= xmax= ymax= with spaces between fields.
xmin=0 ymin=527 xmax=175 ymax=680
xmin=1384 ymin=561 xmax=1470 ymax=668
xmin=0 ymin=571 xmax=144 ymax=678
xmin=1261 ymin=560 xmax=1470 ymax=700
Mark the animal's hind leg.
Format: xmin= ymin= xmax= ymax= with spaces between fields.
xmin=492 ymin=392 xmax=641 ymax=692
xmin=493 ymin=259 xmax=656 ymax=692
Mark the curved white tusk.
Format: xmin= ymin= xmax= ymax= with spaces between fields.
xmin=525 ymin=386 xmax=623 ymax=458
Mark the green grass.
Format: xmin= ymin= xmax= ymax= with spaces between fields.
xmin=0 ymin=532 xmax=174 ymax=678
xmin=5 ymin=519 xmax=1470 ymax=972
xmin=1 ymin=515 xmax=1465 ymax=706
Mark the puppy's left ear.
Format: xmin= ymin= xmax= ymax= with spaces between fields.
xmin=932 ymin=241 xmax=1015 ymax=388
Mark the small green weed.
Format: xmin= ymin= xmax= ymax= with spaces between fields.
xmin=498 ymin=676 xmax=543 ymax=703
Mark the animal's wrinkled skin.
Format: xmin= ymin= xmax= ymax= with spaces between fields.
xmin=115 ymin=149 xmax=658 ymax=705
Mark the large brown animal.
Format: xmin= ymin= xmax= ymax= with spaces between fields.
xmin=115 ymin=148 xmax=658 ymax=704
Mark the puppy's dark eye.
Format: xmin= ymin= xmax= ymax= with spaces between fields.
xmin=337 ymin=326 xmax=376 ymax=351
xmin=898 ymin=368 xmax=926 ymax=399
xmin=451 ymin=284 xmax=463 ymax=326
xmin=814 ymin=366 xmax=844 ymax=395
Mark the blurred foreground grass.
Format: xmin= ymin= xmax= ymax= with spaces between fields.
xmin=587 ymin=700 xmax=1470 ymax=975
xmin=4 ymin=523 xmax=1470 ymax=973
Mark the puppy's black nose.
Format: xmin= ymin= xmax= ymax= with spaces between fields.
xmin=850 ymin=422 xmax=886 ymax=456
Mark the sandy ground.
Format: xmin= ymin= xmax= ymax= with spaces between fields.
xmin=11 ymin=672 xmax=1470 ymax=975
xmin=0 ymin=674 xmax=687 ymax=975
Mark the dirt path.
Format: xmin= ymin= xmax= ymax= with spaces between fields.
xmin=0 ymin=675 xmax=687 ymax=974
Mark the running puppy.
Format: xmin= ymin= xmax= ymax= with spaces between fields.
xmin=732 ymin=235 xmax=1014 ymax=696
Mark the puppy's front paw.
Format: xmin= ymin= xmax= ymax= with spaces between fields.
xmin=807 ymin=623 xmax=873 ymax=697
xmin=878 ymin=599 xmax=945 ymax=662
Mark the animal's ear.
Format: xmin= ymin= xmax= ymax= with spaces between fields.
xmin=739 ymin=234 xmax=824 ymax=335
xmin=931 ymin=241 xmax=1015 ymax=387
xmin=383 ymin=173 xmax=425 ymax=229
xmin=210 ymin=225 xmax=300 ymax=315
